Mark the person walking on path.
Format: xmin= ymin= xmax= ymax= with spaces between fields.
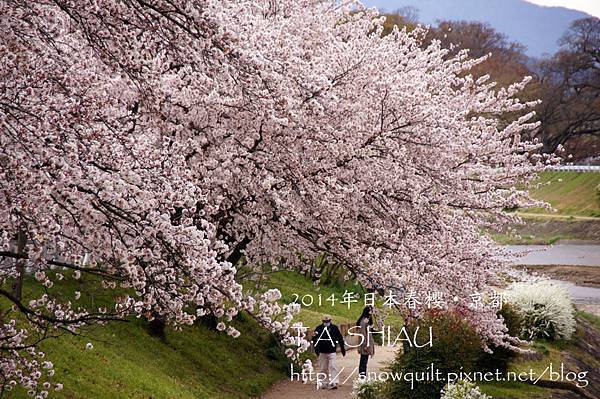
xmin=312 ymin=314 xmax=346 ymax=389
xmin=356 ymin=306 xmax=375 ymax=377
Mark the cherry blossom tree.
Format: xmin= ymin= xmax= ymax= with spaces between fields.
xmin=1 ymin=0 xmax=555 ymax=395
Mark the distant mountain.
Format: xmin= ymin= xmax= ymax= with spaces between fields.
xmin=361 ymin=0 xmax=591 ymax=57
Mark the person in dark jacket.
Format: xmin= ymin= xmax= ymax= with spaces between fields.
xmin=356 ymin=306 xmax=375 ymax=377
xmin=312 ymin=314 xmax=346 ymax=389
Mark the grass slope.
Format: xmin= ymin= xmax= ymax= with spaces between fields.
xmin=5 ymin=269 xmax=401 ymax=399
xmin=480 ymin=312 xmax=600 ymax=398
xmin=493 ymin=171 xmax=600 ymax=243
xmin=11 ymin=313 xmax=287 ymax=399
xmin=6 ymin=270 xmax=387 ymax=399
xmin=527 ymin=171 xmax=600 ymax=217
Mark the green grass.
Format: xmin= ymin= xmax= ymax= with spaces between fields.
xmin=2 ymin=274 xmax=287 ymax=399
xmin=479 ymin=380 xmax=548 ymax=398
xmin=526 ymin=171 xmax=600 ymax=217
xmin=576 ymin=310 xmax=600 ymax=331
xmin=10 ymin=313 xmax=287 ymax=399
xmin=266 ymin=270 xmax=404 ymax=330
xmin=509 ymin=340 xmax=566 ymax=376
xmin=4 ymin=270 xmax=405 ymax=399
xmin=480 ymin=314 xmax=600 ymax=399
xmin=491 ymin=171 xmax=600 ymax=243
xmin=478 ymin=340 xmax=565 ymax=398
xmin=490 ymin=232 xmax=565 ymax=245
xmin=268 ymin=270 xmax=362 ymax=325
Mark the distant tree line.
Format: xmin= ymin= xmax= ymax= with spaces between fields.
xmin=382 ymin=11 xmax=600 ymax=161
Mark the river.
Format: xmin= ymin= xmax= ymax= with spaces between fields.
xmin=506 ymin=244 xmax=600 ymax=304
xmin=506 ymin=244 xmax=600 ymax=266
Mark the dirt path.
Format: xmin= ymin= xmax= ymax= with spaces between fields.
xmin=262 ymin=345 xmax=397 ymax=399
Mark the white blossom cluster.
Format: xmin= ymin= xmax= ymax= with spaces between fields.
xmin=351 ymin=377 xmax=382 ymax=399
xmin=301 ymin=359 xmax=314 ymax=384
xmin=254 ymin=290 xmax=309 ymax=359
xmin=505 ymin=280 xmax=576 ymax=340
xmin=441 ymin=380 xmax=491 ymax=399
xmin=0 ymin=321 xmax=62 ymax=398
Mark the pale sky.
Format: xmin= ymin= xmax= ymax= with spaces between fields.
xmin=525 ymin=0 xmax=600 ymax=18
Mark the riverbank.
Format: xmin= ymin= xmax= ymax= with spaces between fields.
xmin=515 ymin=265 xmax=600 ymax=288
xmin=493 ymin=216 xmax=600 ymax=245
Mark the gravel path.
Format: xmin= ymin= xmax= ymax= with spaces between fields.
xmin=262 ymin=345 xmax=397 ymax=399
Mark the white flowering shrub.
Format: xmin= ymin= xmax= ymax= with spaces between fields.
xmin=441 ymin=380 xmax=490 ymax=399
xmin=351 ymin=378 xmax=383 ymax=399
xmin=504 ymin=281 xmax=575 ymax=340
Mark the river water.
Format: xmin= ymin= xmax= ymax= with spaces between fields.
xmin=506 ymin=244 xmax=600 ymax=266
xmin=506 ymin=244 xmax=600 ymax=304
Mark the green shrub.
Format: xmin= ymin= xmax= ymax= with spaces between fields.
xmin=386 ymin=310 xmax=484 ymax=399
xmin=476 ymin=344 xmax=514 ymax=375
xmin=498 ymin=303 xmax=524 ymax=337
xmin=477 ymin=304 xmax=522 ymax=374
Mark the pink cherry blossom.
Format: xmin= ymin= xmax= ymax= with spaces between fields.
xmin=1 ymin=0 xmax=557 ymax=394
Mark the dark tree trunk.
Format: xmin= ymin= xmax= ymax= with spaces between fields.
xmin=541 ymin=133 xmax=562 ymax=155
xmin=225 ymin=236 xmax=250 ymax=266
xmin=11 ymin=230 xmax=27 ymax=301
xmin=197 ymin=312 xmax=218 ymax=330
xmin=147 ymin=314 xmax=166 ymax=340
